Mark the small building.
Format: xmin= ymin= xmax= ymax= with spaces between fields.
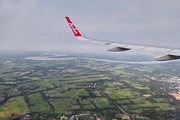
xmin=121 ymin=114 xmax=130 ymax=120
xmin=60 ymin=115 xmax=68 ymax=120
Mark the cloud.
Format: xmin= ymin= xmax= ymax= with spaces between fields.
xmin=0 ymin=0 xmax=180 ymax=51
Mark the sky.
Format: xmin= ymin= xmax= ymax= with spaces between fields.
xmin=0 ymin=0 xmax=180 ymax=52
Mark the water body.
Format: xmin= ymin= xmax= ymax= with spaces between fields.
xmin=25 ymin=56 xmax=170 ymax=64
xmin=25 ymin=56 xmax=77 ymax=61
xmin=82 ymin=58 xmax=170 ymax=64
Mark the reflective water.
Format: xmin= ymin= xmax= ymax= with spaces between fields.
xmin=25 ymin=56 xmax=170 ymax=64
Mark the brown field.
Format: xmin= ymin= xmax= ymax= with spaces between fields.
xmin=170 ymin=93 xmax=180 ymax=100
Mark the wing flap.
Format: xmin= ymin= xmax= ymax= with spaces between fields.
xmin=142 ymin=47 xmax=172 ymax=53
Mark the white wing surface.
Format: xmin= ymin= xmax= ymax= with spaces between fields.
xmin=65 ymin=16 xmax=180 ymax=61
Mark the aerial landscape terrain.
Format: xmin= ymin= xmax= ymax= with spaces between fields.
xmin=1 ymin=0 xmax=180 ymax=120
xmin=0 ymin=51 xmax=180 ymax=120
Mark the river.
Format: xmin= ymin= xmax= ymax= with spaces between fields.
xmin=25 ymin=56 xmax=171 ymax=64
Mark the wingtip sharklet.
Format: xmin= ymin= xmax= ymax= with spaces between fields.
xmin=65 ymin=16 xmax=83 ymax=37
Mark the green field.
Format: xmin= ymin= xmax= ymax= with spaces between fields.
xmin=0 ymin=53 xmax=179 ymax=120
xmin=28 ymin=93 xmax=50 ymax=113
xmin=0 ymin=96 xmax=29 ymax=119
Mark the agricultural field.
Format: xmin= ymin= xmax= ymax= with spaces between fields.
xmin=0 ymin=52 xmax=180 ymax=120
xmin=0 ymin=96 xmax=28 ymax=118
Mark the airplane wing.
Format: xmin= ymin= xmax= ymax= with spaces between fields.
xmin=65 ymin=16 xmax=180 ymax=61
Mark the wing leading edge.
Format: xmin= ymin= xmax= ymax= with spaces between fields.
xmin=65 ymin=16 xmax=180 ymax=61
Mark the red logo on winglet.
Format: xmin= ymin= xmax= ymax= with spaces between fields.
xmin=65 ymin=16 xmax=82 ymax=37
